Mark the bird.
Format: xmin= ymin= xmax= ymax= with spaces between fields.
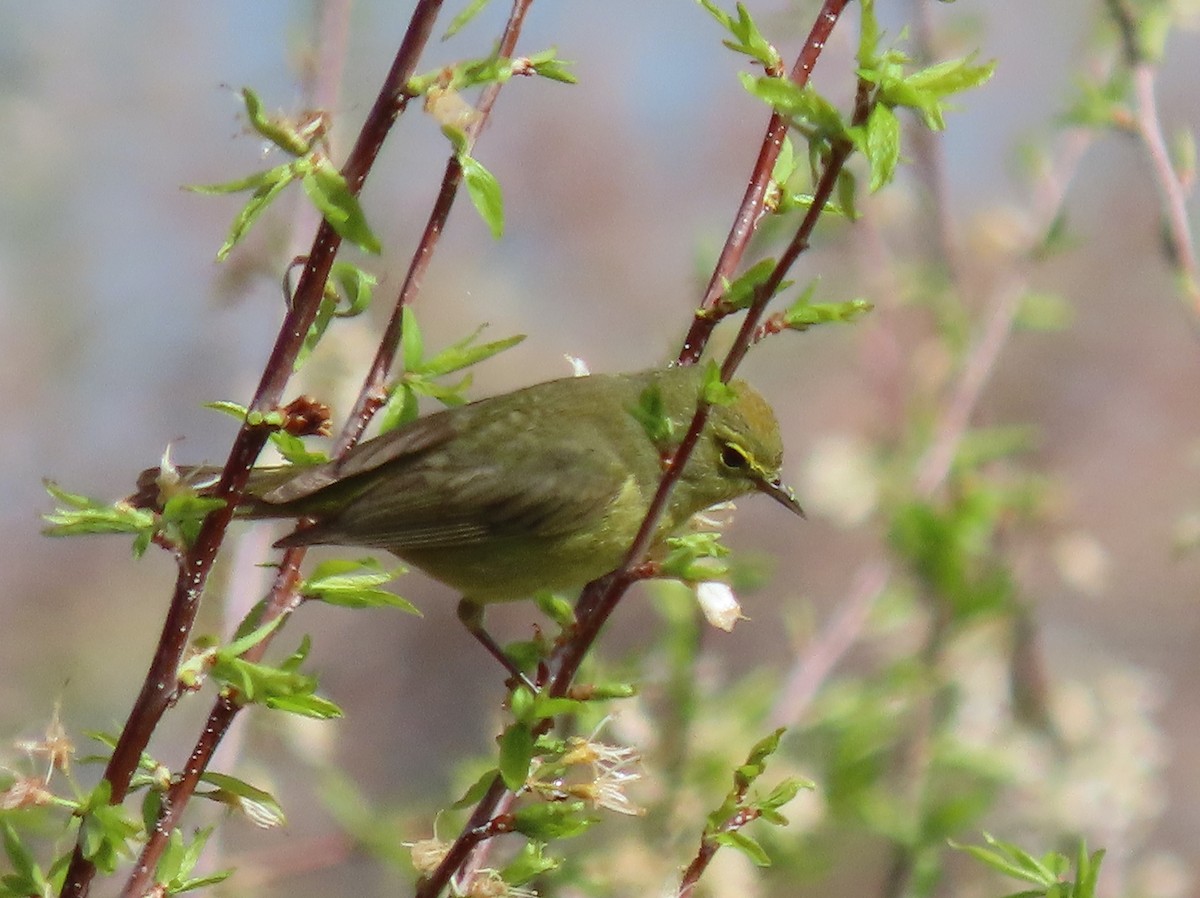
xmin=134 ymin=365 xmax=802 ymax=672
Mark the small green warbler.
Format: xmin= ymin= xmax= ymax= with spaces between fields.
xmin=137 ymin=365 xmax=801 ymax=667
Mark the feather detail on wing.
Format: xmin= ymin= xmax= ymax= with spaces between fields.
xmin=275 ymin=443 xmax=635 ymax=553
xmin=263 ymin=412 xmax=461 ymax=504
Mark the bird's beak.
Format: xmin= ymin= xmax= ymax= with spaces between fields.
xmin=756 ymin=475 xmax=805 ymax=518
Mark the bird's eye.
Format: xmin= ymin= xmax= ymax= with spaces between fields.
xmin=720 ymin=443 xmax=750 ymax=470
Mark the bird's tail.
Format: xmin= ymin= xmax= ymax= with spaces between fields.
xmin=129 ymin=465 xmax=299 ymax=518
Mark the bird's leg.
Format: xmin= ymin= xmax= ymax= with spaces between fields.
xmin=457 ymin=598 xmax=537 ymax=692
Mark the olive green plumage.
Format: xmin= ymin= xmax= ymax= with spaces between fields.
xmin=146 ymin=366 xmax=799 ymax=604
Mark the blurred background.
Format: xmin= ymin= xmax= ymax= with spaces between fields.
xmin=2 ymin=1 xmax=1199 ymax=896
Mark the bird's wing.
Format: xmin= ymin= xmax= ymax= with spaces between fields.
xmin=262 ymin=411 xmax=460 ymax=504
xmin=281 ymin=442 xmax=635 ymax=551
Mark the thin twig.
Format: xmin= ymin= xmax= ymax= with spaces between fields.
xmin=120 ymin=552 xmax=307 ymax=898
xmin=679 ymin=0 xmax=854 ymax=363
xmin=1129 ymin=65 xmax=1200 ymax=313
xmin=1104 ymin=0 xmax=1199 ymax=317
xmin=338 ymin=0 xmax=536 ymax=453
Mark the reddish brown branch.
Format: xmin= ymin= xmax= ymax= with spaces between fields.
xmin=338 ymin=0 xmax=537 ymax=452
xmin=111 ymin=2 xmax=539 ymax=897
xmin=120 ymin=551 xmax=307 ymax=897
xmin=418 ymin=5 xmax=858 ymax=897
xmin=680 ymin=0 xmax=853 ymax=363
xmin=58 ymin=5 xmax=447 ymax=898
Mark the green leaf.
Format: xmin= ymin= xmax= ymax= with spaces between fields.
xmin=499 ymin=723 xmax=535 ymax=790
xmin=409 ymin=373 xmax=473 ymax=407
xmin=294 ymin=262 xmax=375 ymax=372
xmin=78 ymin=782 xmax=141 ymax=873
xmin=715 ymin=830 xmax=771 ymax=867
xmin=742 ymin=727 xmax=786 ymax=777
xmin=211 ymin=638 xmax=343 ymax=719
xmin=418 ymin=326 xmax=526 ymax=378
xmin=769 ymin=136 xmax=798 ymax=208
xmin=328 ymin=261 xmax=376 ymax=317
xmin=199 ymin=772 xmax=287 ymax=828
xmin=300 ymin=558 xmax=418 ymax=614
xmin=2 ymin=822 xmax=50 ymax=898
xmin=173 ymin=870 xmax=235 ymax=894
xmin=573 ymin=681 xmax=637 ymax=700
xmin=631 ymin=383 xmax=674 ymax=448
xmin=265 ymin=693 xmax=343 ymax=719
xmin=905 ymin=53 xmax=996 ymax=95
xmin=761 ymin=777 xmax=808 ymax=810
xmin=738 ymin=75 xmax=847 ymax=139
xmin=660 ymin=531 xmax=731 ymax=582
xmin=186 ymin=163 xmax=292 ymax=196
xmin=301 ymin=157 xmax=382 ymax=254
xmin=696 ymin=0 xmax=781 ymax=68
xmin=949 ymin=835 xmax=1057 ymax=887
xmin=153 ymin=826 xmax=232 ymax=893
xmin=208 ymin=164 xmax=296 ymax=261
xmin=714 ymin=258 xmax=782 ymax=314
xmin=529 ymin=694 xmax=587 ymax=719
xmin=508 ymin=685 xmax=536 ymax=721
xmin=296 ymin=290 xmax=339 ymax=372
xmin=502 ymin=841 xmax=559 ymax=886
xmin=220 ymin=615 xmax=285 ymax=660
xmin=1076 ymin=844 xmax=1104 ymax=898
xmin=509 ymin=801 xmax=594 ymax=840
xmin=241 ymin=87 xmax=315 ymax=156
xmin=782 ymin=294 xmax=873 ymax=331
xmin=701 ymin=360 xmax=736 ymax=406
xmin=872 ymin=53 xmax=996 ymax=131
xmin=388 ymin=317 xmax=524 ymax=432
xmin=159 ymin=494 xmax=226 ymax=549
xmin=156 ymin=828 xmax=186 ymax=886
xmin=42 ymin=482 xmax=156 ymax=540
xmin=527 ymin=49 xmax=578 ymax=84
xmin=278 ymin=633 xmax=313 ymax=673
xmin=451 ymin=769 xmax=501 ymax=809
xmin=442 ymin=0 xmax=493 ymax=39
xmin=534 ymin=591 xmax=575 ymax=626
xmin=447 ymin=55 xmax=513 ymax=91
xmin=205 ymin=399 xmax=249 ymax=421
xmin=857 ymin=0 xmax=882 ymax=69
xmin=835 ymin=167 xmax=860 ymax=219
xmin=459 ymin=153 xmax=505 ymax=238
xmin=863 ymin=103 xmax=900 ymax=191
xmin=378 ymin=383 xmax=419 ymax=434
xmin=270 ymin=431 xmax=329 ymax=467
xmin=401 ymin=306 xmax=424 ymax=371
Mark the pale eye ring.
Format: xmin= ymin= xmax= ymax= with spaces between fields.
xmin=720 ymin=443 xmax=749 ymax=470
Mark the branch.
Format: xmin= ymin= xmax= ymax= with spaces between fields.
xmin=1104 ymin=0 xmax=1199 ymax=317
xmin=417 ymin=5 xmax=858 ymax=896
xmin=337 ymin=0 xmax=536 ymax=453
xmin=118 ymin=2 xmax=538 ymax=895
xmin=1129 ymin=64 xmax=1200 ymax=315
xmin=59 ymin=5 xmax=447 ymax=898
xmin=679 ymin=0 xmax=853 ymax=363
